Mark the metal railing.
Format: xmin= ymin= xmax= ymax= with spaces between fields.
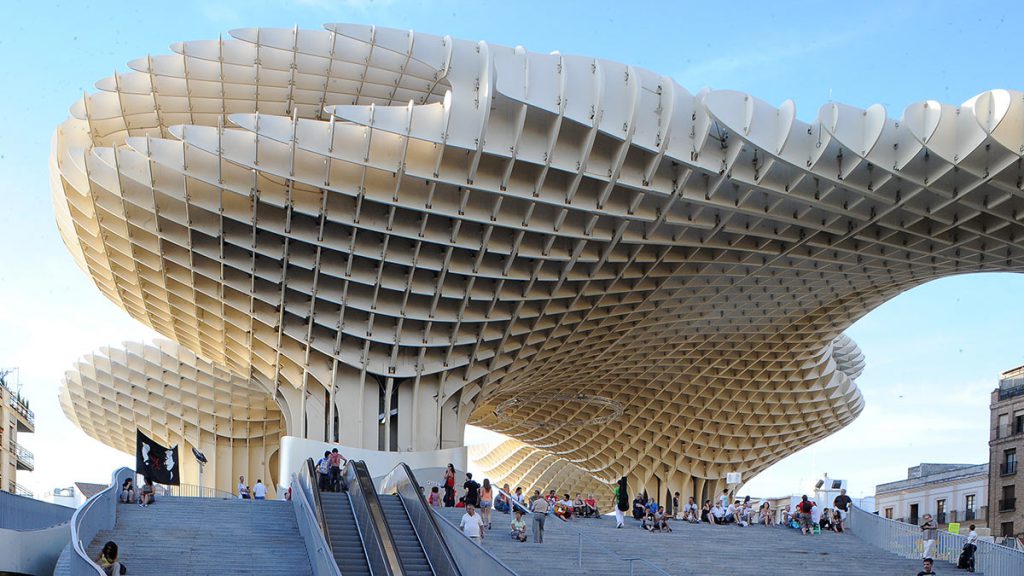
xmin=494 ymin=486 xmax=532 ymax=516
xmin=157 ymin=482 xmax=235 ymax=499
xmin=13 ymin=481 xmax=33 ymax=498
xmin=1000 ymin=462 xmax=1018 ymax=476
xmin=6 ymin=392 xmax=34 ymax=427
xmin=485 ymin=489 xmax=671 ymax=575
xmin=293 ymin=462 xmax=341 ymax=576
xmin=995 ymin=424 xmax=1024 ymax=439
xmin=69 ymin=467 xmax=133 ymax=575
xmin=848 ymin=504 xmax=1024 ymax=576
xmin=999 ymin=498 xmax=1016 ymax=512
xmin=14 ymin=442 xmax=34 ymax=470
xmin=379 ymin=463 xmax=461 ymax=576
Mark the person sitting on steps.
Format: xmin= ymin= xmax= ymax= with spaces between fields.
xmin=138 ymin=478 xmax=155 ymax=507
xmin=97 ymin=540 xmax=126 ymax=575
xmin=511 ymin=509 xmax=528 ymax=542
xmin=120 ymin=477 xmax=135 ymax=504
xmin=653 ymin=506 xmax=672 ymax=532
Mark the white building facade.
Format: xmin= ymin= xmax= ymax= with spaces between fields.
xmin=875 ymin=463 xmax=988 ymax=530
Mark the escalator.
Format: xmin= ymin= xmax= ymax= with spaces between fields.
xmin=320 ymin=491 xmax=373 ymax=575
xmin=306 ymin=459 xmax=459 ymax=576
xmin=378 ymin=494 xmax=434 ymax=576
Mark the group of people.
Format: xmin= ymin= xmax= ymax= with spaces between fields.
xmin=236 ymin=475 xmax=268 ymax=500
xmin=441 ymin=464 xmax=602 ymax=544
xmin=119 ymin=476 xmax=155 ymax=508
xmin=314 ymin=448 xmax=348 ymax=492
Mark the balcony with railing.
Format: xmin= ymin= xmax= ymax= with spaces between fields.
xmin=10 ymin=481 xmax=33 ymax=498
xmin=993 ymin=424 xmax=1024 ymax=441
xmin=6 ymin=393 xmax=34 ymax=432
xmin=947 ymin=509 xmax=981 ymax=523
xmin=1001 ymin=462 xmax=1018 ymax=476
xmin=998 ymin=498 xmax=1016 ymax=512
xmin=13 ymin=441 xmax=33 ymax=471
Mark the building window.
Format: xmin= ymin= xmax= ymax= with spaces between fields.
xmin=1001 ymin=522 xmax=1015 ymax=537
xmin=1000 ymin=485 xmax=1016 ymax=512
xmin=965 ymin=494 xmax=976 ymax=520
xmin=998 ymin=413 xmax=1010 ymax=438
xmin=1005 ymin=449 xmax=1019 ymax=476
xmin=936 ymin=499 xmax=946 ymax=524
xmin=909 ymin=503 xmax=919 ymax=525
xmin=885 ymin=507 xmax=893 ymax=520
xmin=1015 ymin=412 xmax=1024 ymax=435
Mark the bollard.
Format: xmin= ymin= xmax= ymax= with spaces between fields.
xmin=577 ymin=532 xmax=583 ymax=567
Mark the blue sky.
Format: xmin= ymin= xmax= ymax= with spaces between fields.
xmin=1 ymin=0 xmax=1022 ymax=499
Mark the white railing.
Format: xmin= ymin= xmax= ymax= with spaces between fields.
xmin=69 ymin=467 xmax=133 ymax=575
xmin=848 ymin=504 xmax=1024 ymax=576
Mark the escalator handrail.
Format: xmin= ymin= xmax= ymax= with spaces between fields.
xmin=304 ymin=458 xmax=332 ymax=548
xmin=381 ymin=463 xmax=462 ymax=576
xmin=346 ymin=460 xmax=403 ymax=576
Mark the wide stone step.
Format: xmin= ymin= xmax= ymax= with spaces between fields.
xmin=85 ymin=497 xmax=312 ymax=576
xmin=436 ymin=507 xmax=932 ymax=576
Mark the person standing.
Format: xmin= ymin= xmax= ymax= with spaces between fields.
xmin=615 ymin=476 xmax=629 ymax=528
xmin=253 ymin=479 xmax=267 ymax=500
xmin=479 ymin=478 xmax=494 ymax=529
xmin=459 ymin=503 xmax=485 ymax=541
xmin=316 ymin=451 xmax=331 ymax=491
xmin=329 ymin=448 xmax=347 ymax=492
xmin=442 ymin=463 xmax=456 ymax=507
xmin=833 ymin=488 xmax=852 ymax=532
xmin=531 ymin=489 xmax=549 ymax=542
xmin=462 ymin=473 xmax=481 ymax=508
xmin=428 ymin=486 xmax=442 ymax=508
xmin=238 ymin=475 xmax=250 ymax=500
xmin=672 ymin=492 xmax=680 ymax=518
xmin=920 ymin=513 xmax=937 ymax=559
xmin=797 ymin=495 xmax=814 ymax=535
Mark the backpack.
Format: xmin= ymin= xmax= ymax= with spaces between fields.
xmin=317 ymin=458 xmax=330 ymax=475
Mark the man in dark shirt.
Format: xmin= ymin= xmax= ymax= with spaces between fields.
xmin=833 ymin=488 xmax=852 ymax=532
xmin=463 ymin=472 xmax=480 ymax=507
xmin=916 ymin=557 xmax=936 ymax=576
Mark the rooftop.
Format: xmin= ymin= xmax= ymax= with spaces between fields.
xmin=876 ymin=463 xmax=988 ymax=495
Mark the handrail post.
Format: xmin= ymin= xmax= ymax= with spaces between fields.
xmin=577 ymin=532 xmax=583 ymax=567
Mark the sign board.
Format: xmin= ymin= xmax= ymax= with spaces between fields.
xmin=726 ymin=472 xmax=742 ymax=484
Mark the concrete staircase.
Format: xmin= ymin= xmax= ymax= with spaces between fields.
xmin=84 ymin=497 xmax=312 ymax=576
xmin=437 ymin=508 xmax=934 ymax=576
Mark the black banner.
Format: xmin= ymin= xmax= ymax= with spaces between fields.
xmin=135 ymin=429 xmax=180 ymax=486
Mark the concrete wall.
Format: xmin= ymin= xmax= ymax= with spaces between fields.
xmin=278 ymin=435 xmax=468 ymax=493
xmin=0 ymin=523 xmax=70 ymax=576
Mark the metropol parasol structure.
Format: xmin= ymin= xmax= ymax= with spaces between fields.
xmin=54 ymin=23 xmax=1024 ymax=497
